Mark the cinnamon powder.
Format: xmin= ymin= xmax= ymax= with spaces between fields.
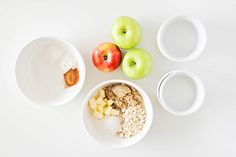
xmin=64 ymin=68 xmax=79 ymax=87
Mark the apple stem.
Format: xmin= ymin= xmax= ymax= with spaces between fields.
xmin=130 ymin=61 xmax=136 ymax=66
xmin=123 ymin=28 xmax=127 ymax=34
xmin=103 ymin=55 xmax=108 ymax=60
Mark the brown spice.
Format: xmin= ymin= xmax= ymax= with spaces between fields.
xmin=64 ymin=68 xmax=79 ymax=87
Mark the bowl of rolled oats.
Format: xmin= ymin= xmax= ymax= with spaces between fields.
xmin=81 ymin=79 xmax=153 ymax=148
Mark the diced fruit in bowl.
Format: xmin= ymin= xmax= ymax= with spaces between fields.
xmin=122 ymin=48 xmax=152 ymax=79
xmin=88 ymin=89 xmax=120 ymax=119
xmin=112 ymin=16 xmax=142 ymax=50
xmin=92 ymin=42 xmax=122 ymax=72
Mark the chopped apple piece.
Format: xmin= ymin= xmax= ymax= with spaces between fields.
xmin=89 ymin=98 xmax=97 ymax=110
xmin=99 ymin=90 xmax=106 ymax=98
xmin=111 ymin=109 xmax=119 ymax=116
xmin=96 ymin=97 xmax=106 ymax=106
xmin=104 ymin=106 xmax=112 ymax=115
xmin=93 ymin=111 xmax=104 ymax=119
xmin=97 ymin=105 xmax=104 ymax=113
xmin=107 ymin=99 xmax=114 ymax=106
xmin=103 ymin=98 xmax=108 ymax=103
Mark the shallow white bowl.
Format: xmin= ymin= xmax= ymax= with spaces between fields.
xmin=157 ymin=70 xmax=205 ymax=116
xmin=157 ymin=16 xmax=207 ymax=62
xmin=15 ymin=37 xmax=86 ymax=107
xmin=82 ymin=79 xmax=153 ymax=148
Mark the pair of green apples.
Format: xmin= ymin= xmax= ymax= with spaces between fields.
xmin=112 ymin=16 xmax=152 ymax=79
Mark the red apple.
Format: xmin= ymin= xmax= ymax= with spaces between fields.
xmin=92 ymin=42 xmax=122 ymax=72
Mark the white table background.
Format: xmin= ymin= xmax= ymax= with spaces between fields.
xmin=1 ymin=0 xmax=236 ymax=156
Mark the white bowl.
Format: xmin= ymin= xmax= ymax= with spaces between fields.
xmin=81 ymin=79 xmax=153 ymax=148
xmin=157 ymin=70 xmax=205 ymax=116
xmin=157 ymin=16 xmax=207 ymax=62
xmin=15 ymin=37 xmax=86 ymax=107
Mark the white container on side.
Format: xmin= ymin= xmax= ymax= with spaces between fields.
xmin=157 ymin=70 xmax=205 ymax=116
xmin=157 ymin=16 xmax=207 ymax=62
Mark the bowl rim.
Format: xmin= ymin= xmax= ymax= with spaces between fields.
xmin=156 ymin=70 xmax=205 ymax=116
xmin=81 ymin=79 xmax=154 ymax=148
xmin=157 ymin=16 xmax=207 ymax=62
xmin=14 ymin=36 xmax=86 ymax=107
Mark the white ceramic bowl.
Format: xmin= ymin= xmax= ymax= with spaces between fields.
xmin=82 ymin=79 xmax=153 ymax=148
xmin=15 ymin=37 xmax=86 ymax=107
xmin=157 ymin=16 xmax=207 ymax=62
xmin=157 ymin=70 xmax=205 ymax=116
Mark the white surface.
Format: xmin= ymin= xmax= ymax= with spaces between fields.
xmin=82 ymin=79 xmax=153 ymax=148
xmin=15 ymin=37 xmax=86 ymax=107
xmin=0 ymin=0 xmax=236 ymax=156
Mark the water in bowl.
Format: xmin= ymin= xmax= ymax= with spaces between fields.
xmin=162 ymin=18 xmax=197 ymax=58
xmin=161 ymin=74 xmax=197 ymax=112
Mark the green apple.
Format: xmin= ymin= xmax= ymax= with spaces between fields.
xmin=112 ymin=16 xmax=142 ymax=50
xmin=122 ymin=48 xmax=152 ymax=79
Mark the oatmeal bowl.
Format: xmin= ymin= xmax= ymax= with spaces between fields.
xmin=81 ymin=79 xmax=153 ymax=148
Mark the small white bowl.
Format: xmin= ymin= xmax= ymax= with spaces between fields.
xmin=157 ymin=16 xmax=207 ymax=62
xmin=81 ymin=79 xmax=153 ymax=148
xmin=157 ymin=70 xmax=205 ymax=116
xmin=15 ymin=37 xmax=86 ymax=107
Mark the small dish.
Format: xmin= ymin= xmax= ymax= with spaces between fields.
xmin=157 ymin=16 xmax=207 ymax=62
xmin=81 ymin=79 xmax=153 ymax=148
xmin=15 ymin=37 xmax=86 ymax=107
xmin=157 ymin=70 xmax=205 ymax=116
